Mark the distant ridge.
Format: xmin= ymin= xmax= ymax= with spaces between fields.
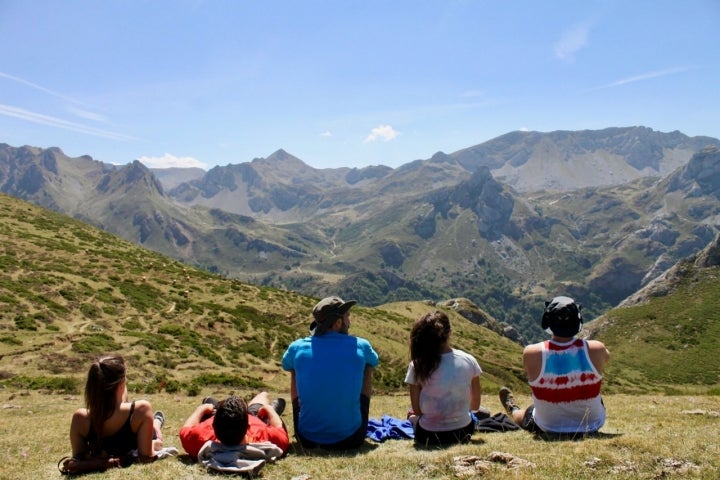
xmin=1 ymin=129 xmax=719 ymax=343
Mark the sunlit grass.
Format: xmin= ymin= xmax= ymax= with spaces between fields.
xmin=0 ymin=390 xmax=717 ymax=479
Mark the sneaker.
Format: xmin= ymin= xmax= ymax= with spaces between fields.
xmin=499 ymin=387 xmax=520 ymax=415
xmin=153 ymin=411 xmax=165 ymax=428
xmin=271 ymin=398 xmax=286 ymax=416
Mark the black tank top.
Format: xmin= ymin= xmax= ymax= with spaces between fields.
xmin=89 ymin=401 xmax=137 ymax=456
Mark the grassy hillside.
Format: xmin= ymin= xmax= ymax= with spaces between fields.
xmin=585 ymin=257 xmax=720 ymax=395
xmin=2 ymin=191 xmax=718 ymax=398
xmin=0 ymin=193 xmax=526 ymax=396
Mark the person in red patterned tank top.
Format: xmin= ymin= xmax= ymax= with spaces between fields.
xmin=498 ymin=296 xmax=610 ymax=437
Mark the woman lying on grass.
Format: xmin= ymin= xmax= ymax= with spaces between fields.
xmin=67 ymin=354 xmax=165 ymax=470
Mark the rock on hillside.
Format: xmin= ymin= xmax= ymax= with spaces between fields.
xmin=437 ymin=297 xmax=528 ymax=345
xmin=618 ymin=233 xmax=720 ymax=307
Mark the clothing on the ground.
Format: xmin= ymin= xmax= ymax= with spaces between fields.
xmin=528 ymin=338 xmax=605 ymax=433
xmin=405 ymin=348 xmax=482 ymax=433
xmin=197 ymin=440 xmax=282 ymax=474
xmin=472 ymin=412 xmax=520 ymax=432
xmin=282 ymin=332 xmax=379 ymax=445
xmin=179 ymin=413 xmax=289 ymax=459
xmin=366 ymin=415 xmax=415 ymax=442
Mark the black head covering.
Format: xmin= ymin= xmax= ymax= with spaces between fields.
xmin=541 ymin=296 xmax=583 ymax=337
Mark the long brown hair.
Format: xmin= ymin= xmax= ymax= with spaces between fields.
xmin=85 ymin=354 xmax=126 ymax=444
xmin=410 ymin=311 xmax=451 ymax=384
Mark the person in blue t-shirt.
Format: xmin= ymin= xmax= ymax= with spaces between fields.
xmin=282 ymin=296 xmax=379 ymax=450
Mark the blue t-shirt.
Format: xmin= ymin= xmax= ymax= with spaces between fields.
xmin=282 ymin=332 xmax=380 ymax=444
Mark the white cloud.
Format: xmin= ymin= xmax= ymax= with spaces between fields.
xmin=320 ymin=130 xmax=333 ymax=137
xmin=594 ymin=66 xmax=693 ymax=89
xmin=554 ymin=23 xmax=590 ymax=61
xmin=519 ymin=126 xmax=530 ymax=132
xmin=137 ymin=153 xmax=208 ymax=169
xmin=66 ymin=105 xmax=108 ymax=123
xmin=364 ymin=124 xmax=400 ymax=143
xmin=0 ymin=103 xmax=136 ymax=141
xmin=0 ymin=71 xmax=85 ymax=105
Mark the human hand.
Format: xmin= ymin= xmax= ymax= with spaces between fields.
xmin=197 ymin=403 xmax=215 ymax=418
xmin=257 ymin=405 xmax=270 ymax=420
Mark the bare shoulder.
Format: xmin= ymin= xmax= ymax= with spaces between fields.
xmin=523 ymin=342 xmax=544 ymax=356
xmin=71 ymin=408 xmax=90 ymax=425
xmin=586 ymin=339 xmax=610 ymax=370
xmin=132 ymin=400 xmax=154 ymax=418
xmin=586 ymin=340 xmax=610 ymax=355
xmin=70 ymin=408 xmax=91 ymax=437
xmin=72 ymin=407 xmax=89 ymax=418
xmin=522 ymin=342 xmax=544 ymax=381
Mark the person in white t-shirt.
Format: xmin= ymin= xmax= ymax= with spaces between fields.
xmin=404 ymin=311 xmax=483 ymax=446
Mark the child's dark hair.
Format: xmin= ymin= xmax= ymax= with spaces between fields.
xmin=410 ymin=311 xmax=451 ymax=384
xmin=213 ymin=395 xmax=249 ymax=446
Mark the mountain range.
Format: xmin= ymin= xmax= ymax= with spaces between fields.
xmin=1 ymin=126 xmax=719 ymax=341
xmin=1 ymin=183 xmax=717 ymax=395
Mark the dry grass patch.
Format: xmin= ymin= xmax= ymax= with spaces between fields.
xmin=0 ymin=391 xmax=718 ymax=479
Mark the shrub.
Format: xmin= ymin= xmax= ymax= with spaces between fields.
xmin=122 ymin=319 xmax=142 ymax=330
xmin=80 ymin=303 xmax=101 ymax=318
xmin=71 ymin=333 xmax=121 ymax=353
xmin=0 ymin=375 xmax=79 ymax=393
xmin=0 ymin=336 xmax=21 ymax=345
xmin=14 ymin=315 xmax=37 ymax=331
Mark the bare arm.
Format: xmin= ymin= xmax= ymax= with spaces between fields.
xmin=587 ymin=340 xmax=610 ymax=374
xmin=132 ymin=400 xmax=159 ymax=461
xmin=258 ymin=405 xmax=284 ymax=428
xmin=183 ymin=403 xmax=215 ymax=429
xmin=409 ymin=383 xmax=422 ymax=415
xmin=289 ymin=370 xmax=298 ymax=401
xmin=69 ymin=408 xmax=90 ymax=457
xmin=361 ymin=364 xmax=374 ymax=398
xmin=469 ymin=375 xmax=481 ymax=411
xmin=522 ymin=343 xmax=543 ymax=382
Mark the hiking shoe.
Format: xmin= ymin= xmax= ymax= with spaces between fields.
xmin=153 ymin=411 xmax=165 ymax=428
xmin=499 ymin=387 xmax=520 ymax=415
xmin=271 ymin=398 xmax=286 ymax=416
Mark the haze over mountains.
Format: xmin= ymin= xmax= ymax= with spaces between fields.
xmin=1 ymin=126 xmax=719 ymax=340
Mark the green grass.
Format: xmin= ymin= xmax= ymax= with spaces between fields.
xmin=0 ymin=390 xmax=718 ymax=479
xmin=592 ymin=262 xmax=720 ymax=390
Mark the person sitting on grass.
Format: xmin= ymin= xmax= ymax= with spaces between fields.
xmin=282 ymin=296 xmax=380 ymax=450
xmin=180 ymin=392 xmax=288 ymax=459
xmin=68 ymin=354 xmax=165 ymax=466
xmin=405 ymin=311 xmax=483 ymax=446
xmin=499 ymin=296 xmax=610 ymax=437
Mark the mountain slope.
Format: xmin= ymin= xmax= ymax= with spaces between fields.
xmin=451 ymin=126 xmax=720 ymax=192
xmin=0 ymin=193 xmax=526 ymax=394
xmin=585 ymin=233 xmax=720 ymax=392
xmin=1 ymin=193 xmax=715 ymax=395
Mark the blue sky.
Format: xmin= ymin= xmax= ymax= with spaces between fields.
xmin=1 ymin=1 xmax=718 ymax=170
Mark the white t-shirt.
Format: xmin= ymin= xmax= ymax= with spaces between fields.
xmin=405 ymin=348 xmax=482 ymax=432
